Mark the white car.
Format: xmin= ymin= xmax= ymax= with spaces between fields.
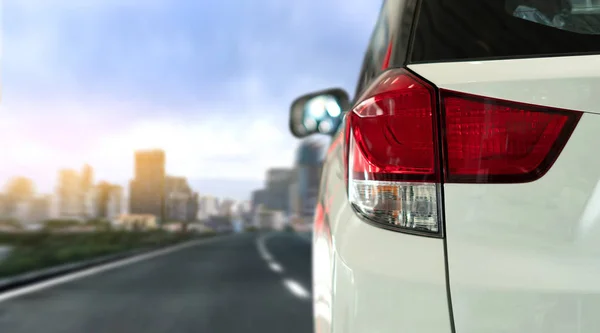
xmin=288 ymin=1 xmax=600 ymax=333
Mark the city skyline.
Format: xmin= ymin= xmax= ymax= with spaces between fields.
xmin=0 ymin=135 xmax=331 ymax=201
xmin=0 ymin=172 xmax=262 ymax=202
xmin=0 ymin=149 xmax=254 ymax=225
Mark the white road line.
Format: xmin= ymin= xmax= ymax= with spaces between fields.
xmin=268 ymin=261 xmax=283 ymax=273
xmin=283 ymin=279 xmax=310 ymax=300
xmin=0 ymin=235 xmax=227 ymax=304
xmin=258 ymin=234 xmax=311 ymax=300
xmin=256 ymin=233 xmax=274 ymax=261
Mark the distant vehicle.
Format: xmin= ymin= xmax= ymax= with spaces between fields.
xmin=289 ymin=1 xmax=600 ymax=333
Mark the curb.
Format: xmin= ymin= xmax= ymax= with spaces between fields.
xmin=0 ymin=234 xmax=216 ymax=293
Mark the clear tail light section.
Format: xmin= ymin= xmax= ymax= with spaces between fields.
xmin=346 ymin=68 xmax=582 ymax=236
xmin=346 ymin=70 xmax=441 ymax=234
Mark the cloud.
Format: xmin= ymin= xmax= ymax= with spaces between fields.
xmin=1 ymin=0 xmax=382 ymax=196
xmin=0 ymin=95 xmax=296 ymax=186
xmin=91 ymin=114 xmax=294 ymax=181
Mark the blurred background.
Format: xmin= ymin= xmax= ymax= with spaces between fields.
xmin=0 ymin=0 xmax=380 ymax=332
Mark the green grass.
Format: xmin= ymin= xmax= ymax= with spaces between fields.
xmin=244 ymin=226 xmax=258 ymax=232
xmin=0 ymin=230 xmax=214 ymax=278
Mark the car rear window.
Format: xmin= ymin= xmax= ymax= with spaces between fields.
xmin=410 ymin=0 xmax=600 ymax=63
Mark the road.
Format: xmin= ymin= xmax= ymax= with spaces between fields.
xmin=0 ymin=231 xmax=313 ymax=333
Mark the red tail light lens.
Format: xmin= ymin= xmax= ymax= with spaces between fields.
xmin=442 ymin=92 xmax=581 ymax=183
xmin=346 ymin=68 xmax=582 ymax=236
xmin=347 ymin=69 xmax=440 ymax=234
xmin=349 ymin=70 xmax=439 ymax=182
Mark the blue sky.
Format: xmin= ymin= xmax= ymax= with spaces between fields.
xmin=1 ymin=0 xmax=380 ymax=199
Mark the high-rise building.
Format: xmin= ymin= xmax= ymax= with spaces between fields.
xmin=80 ymin=164 xmax=95 ymax=218
xmin=56 ymin=169 xmax=84 ymax=218
xmin=95 ymin=182 xmax=112 ymax=218
xmin=197 ymin=196 xmax=219 ymax=221
xmin=13 ymin=200 xmax=31 ymax=223
xmin=265 ymin=168 xmax=293 ymax=214
xmin=235 ymin=201 xmax=251 ymax=216
xmin=81 ymin=164 xmax=94 ymax=193
xmin=28 ymin=195 xmax=53 ymax=223
xmin=250 ymin=189 xmax=268 ymax=215
xmin=129 ymin=150 xmax=166 ymax=221
xmin=106 ymin=185 xmax=123 ymax=220
xmin=96 ymin=182 xmax=123 ymax=220
xmin=293 ymin=139 xmax=324 ymax=219
xmin=288 ymin=181 xmax=300 ymax=217
xmin=55 ymin=165 xmax=97 ymax=220
xmin=187 ymin=192 xmax=199 ymax=222
xmin=219 ymin=198 xmax=236 ymax=217
xmin=84 ymin=187 xmax=99 ymax=218
xmin=164 ymin=175 xmax=197 ymax=222
xmin=0 ymin=194 xmax=7 ymax=218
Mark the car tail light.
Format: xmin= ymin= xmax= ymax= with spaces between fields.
xmin=346 ymin=68 xmax=581 ymax=236
xmin=442 ymin=93 xmax=581 ymax=183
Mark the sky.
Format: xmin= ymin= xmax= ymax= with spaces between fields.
xmin=1 ymin=0 xmax=381 ymax=200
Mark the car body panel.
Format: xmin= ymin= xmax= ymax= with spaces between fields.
xmin=408 ymin=55 xmax=600 ymax=114
xmin=313 ymin=130 xmax=451 ymax=333
xmin=410 ymin=56 xmax=600 ymax=333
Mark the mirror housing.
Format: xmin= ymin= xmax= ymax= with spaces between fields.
xmin=289 ymin=88 xmax=351 ymax=138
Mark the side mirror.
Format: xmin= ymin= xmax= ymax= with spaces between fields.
xmin=289 ymin=88 xmax=351 ymax=138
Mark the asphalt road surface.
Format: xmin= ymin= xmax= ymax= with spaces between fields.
xmin=0 ymin=231 xmax=313 ymax=333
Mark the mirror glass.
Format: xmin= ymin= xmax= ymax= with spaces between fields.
xmin=293 ymin=94 xmax=344 ymax=137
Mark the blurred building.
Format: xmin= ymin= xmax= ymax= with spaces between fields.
xmin=291 ymin=140 xmax=324 ymax=222
xmin=288 ymin=182 xmax=300 ymax=218
xmin=197 ymin=196 xmax=219 ymax=221
xmin=13 ymin=201 xmax=32 ymax=223
xmin=165 ymin=176 xmax=197 ymax=222
xmin=265 ymin=168 xmax=293 ymax=215
xmin=27 ymin=195 xmax=53 ymax=223
xmin=49 ymin=195 xmax=60 ymax=219
xmin=230 ymin=200 xmax=252 ymax=227
xmin=219 ymin=198 xmax=236 ymax=217
xmin=2 ymin=194 xmax=51 ymax=225
xmin=187 ymin=192 xmax=199 ymax=222
xmin=253 ymin=206 xmax=286 ymax=230
xmin=56 ymin=168 xmax=85 ymax=219
xmin=81 ymin=164 xmax=94 ymax=193
xmin=234 ymin=201 xmax=251 ymax=216
xmin=106 ymin=186 xmax=123 ymax=220
xmin=95 ymin=182 xmax=123 ymax=221
xmin=129 ymin=150 xmax=166 ymax=221
xmin=0 ymin=194 xmax=7 ymax=219
xmin=250 ymin=189 xmax=268 ymax=216
xmin=84 ymin=187 xmax=99 ymax=218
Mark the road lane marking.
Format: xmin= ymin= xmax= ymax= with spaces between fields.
xmin=258 ymin=234 xmax=287 ymax=274
xmin=258 ymin=233 xmax=312 ymax=300
xmin=0 ymin=235 xmax=230 ymax=303
xmin=283 ymin=279 xmax=310 ymax=300
xmin=268 ymin=262 xmax=283 ymax=273
xmin=256 ymin=233 xmax=274 ymax=261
